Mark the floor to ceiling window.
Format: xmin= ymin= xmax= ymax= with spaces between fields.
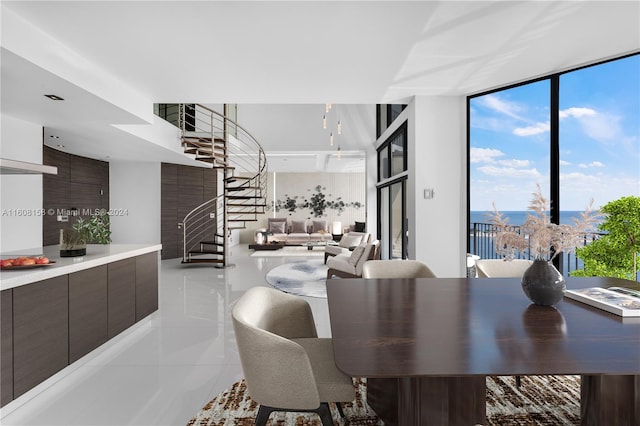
xmin=468 ymin=53 xmax=639 ymax=273
xmin=377 ymin=122 xmax=408 ymax=259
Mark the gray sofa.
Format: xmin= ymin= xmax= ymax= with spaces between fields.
xmin=266 ymin=218 xmax=333 ymax=245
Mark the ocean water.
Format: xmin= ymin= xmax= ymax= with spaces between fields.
xmin=470 ymin=211 xmax=590 ymax=226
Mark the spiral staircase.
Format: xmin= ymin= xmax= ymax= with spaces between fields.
xmin=176 ymin=104 xmax=267 ymax=266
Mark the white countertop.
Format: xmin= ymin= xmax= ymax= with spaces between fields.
xmin=0 ymin=244 xmax=162 ymax=291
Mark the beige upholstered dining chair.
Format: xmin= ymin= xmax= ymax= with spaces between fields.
xmin=475 ymin=259 xmax=533 ymax=278
xmin=475 ymin=258 xmax=532 ymax=387
xmin=362 ymin=259 xmax=437 ymax=278
xmin=326 ymin=239 xmax=380 ymax=279
xmin=231 ymin=286 xmax=355 ymax=426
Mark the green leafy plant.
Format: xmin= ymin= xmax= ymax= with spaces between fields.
xmin=72 ymin=211 xmax=112 ymax=244
xmin=572 ymin=196 xmax=640 ymax=280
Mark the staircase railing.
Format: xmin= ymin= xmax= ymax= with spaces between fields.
xmin=179 ymin=196 xmax=223 ymax=263
xmin=178 ymin=104 xmax=268 ymax=265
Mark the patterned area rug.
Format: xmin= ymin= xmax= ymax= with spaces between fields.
xmin=187 ymin=375 xmax=580 ymax=425
xmin=265 ymin=259 xmax=328 ymax=298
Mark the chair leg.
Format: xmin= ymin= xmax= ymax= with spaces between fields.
xmin=336 ymin=402 xmax=346 ymax=418
xmin=515 ymin=375 xmax=522 ymax=387
xmin=315 ymin=402 xmax=334 ymax=426
xmin=255 ymin=405 xmax=274 ymax=426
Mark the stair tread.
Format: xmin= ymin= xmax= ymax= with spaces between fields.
xmin=200 ymin=241 xmax=223 ymax=246
xmin=182 ymin=136 xmax=225 ymax=143
xmin=226 ymin=186 xmax=259 ymax=191
xmin=189 ymin=249 xmax=224 ymax=255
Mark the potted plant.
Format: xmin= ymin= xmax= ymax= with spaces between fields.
xmin=60 ymin=211 xmax=112 ymax=257
xmin=572 ymin=195 xmax=640 ymax=281
xmin=488 ymin=184 xmax=600 ymax=305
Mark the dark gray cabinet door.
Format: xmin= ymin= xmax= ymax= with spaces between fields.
xmin=1 ymin=289 xmax=13 ymax=406
xmin=136 ymin=252 xmax=159 ymax=321
xmin=69 ymin=266 xmax=108 ymax=363
xmin=108 ymin=258 xmax=136 ymax=338
xmin=13 ymin=276 xmax=69 ymax=398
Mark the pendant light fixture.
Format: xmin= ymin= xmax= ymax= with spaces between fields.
xmin=322 ymin=104 xmax=343 ymax=156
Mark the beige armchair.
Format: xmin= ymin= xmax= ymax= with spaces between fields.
xmin=475 ymin=259 xmax=533 ymax=278
xmin=362 ymin=259 xmax=437 ymax=278
xmin=231 ymin=286 xmax=355 ymax=426
xmin=475 ymin=258 xmax=532 ymax=388
xmin=326 ymin=240 xmax=380 ymax=279
xmin=324 ymin=231 xmax=370 ymax=263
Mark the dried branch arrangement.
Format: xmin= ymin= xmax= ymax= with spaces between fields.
xmin=488 ymin=184 xmax=601 ymax=261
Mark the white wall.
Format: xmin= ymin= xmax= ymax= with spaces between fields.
xmin=0 ymin=114 xmax=44 ymax=252
xmin=109 ymin=161 xmax=161 ymax=244
xmin=240 ymin=171 xmax=367 ymax=243
xmin=409 ymin=96 xmax=467 ymax=277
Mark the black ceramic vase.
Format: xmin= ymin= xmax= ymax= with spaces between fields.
xmin=521 ymin=260 xmax=566 ymax=306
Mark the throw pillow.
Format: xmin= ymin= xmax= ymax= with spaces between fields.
xmin=313 ymin=220 xmax=328 ymax=233
xmin=291 ymin=220 xmax=307 ymax=233
xmin=269 ymin=221 xmax=286 ymax=233
xmin=354 ymin=221 xmax=366 ymax=232
xmin=348 ymin=245 xmax=366 ymax=266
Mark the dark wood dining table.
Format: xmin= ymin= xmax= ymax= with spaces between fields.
xmin=326 ymin=276 xmax=640 ymax=426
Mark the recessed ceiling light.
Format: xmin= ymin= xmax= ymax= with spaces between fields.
xmin=56 ymin=144 xmax=65 ymax=148
xmin=44 ymin=94 xmax=64 ymax=101
xmin=49 ymin=135 xmax=59 ymax=139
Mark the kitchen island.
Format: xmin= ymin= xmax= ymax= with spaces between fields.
xmin=0 ymin=244 xmax=161 ymax=407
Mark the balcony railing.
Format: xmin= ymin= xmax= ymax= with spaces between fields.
xmin=469 ymin=222 xmax=604 ymax=276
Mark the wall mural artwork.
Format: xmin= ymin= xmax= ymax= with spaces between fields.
xmin=271 ymin=185 xmax=363 ymax=218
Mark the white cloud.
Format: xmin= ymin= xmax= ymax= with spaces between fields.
xmin=559 ymin=160 xmax=572 ymax=166
xmin=559 ymin=107 xmax=596 ymax=119
xmin=477 ymin=165 xmax=542 ymax=178
xmin=477 ymin=94 xmax=525 ymax=121
xmin=578 ymin=161 xmax=605 ymax=169
xmin=470 ymin=147 xmax=504 ymax=163
xmin=580 ymin=112 xmax=623 ymax=142
xmin=560 ymin=172 xmax=602 ymax=186
xmin=498 ymin=159 xmax=531 ymax=167
xmin=513 ymin=121 xmax=550 ymax=136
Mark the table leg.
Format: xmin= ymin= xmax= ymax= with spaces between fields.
xmin=367 ymin=376 xmax=486 ymax=426
xmin=581 ymin=375 xmax=639 ymax=426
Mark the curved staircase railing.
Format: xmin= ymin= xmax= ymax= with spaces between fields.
xmin=178 ymin=104 xmax=268 ymax=265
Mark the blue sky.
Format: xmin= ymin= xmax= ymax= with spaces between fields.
xmin=469 ymin=54 xmax=639 ymax=212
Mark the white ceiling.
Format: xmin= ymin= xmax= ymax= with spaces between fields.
xmin=1 ymin=1 xmax=638 ymax=172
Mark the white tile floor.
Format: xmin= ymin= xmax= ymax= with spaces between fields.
xmin=1 ymin=246 xmax=332 ymax=426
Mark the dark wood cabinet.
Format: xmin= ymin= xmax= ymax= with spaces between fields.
xmin=161 ymin=163 xmax=179 ymax=259
xmin=2 ymin=250 xmax=159 ymax=406
xmin=160 ymin=163 xmax=216 ymax=259
xmin=108 ymin=258 xmax=136 ymax=338
xmin=69 ymin=266 xmax=108 ymax=363
xmin=136 ymin=252 xmax=159 ymax=321
xmin=12 ymin=276 xmax=69 ymax=399
xmin=1 ymin=290 xmax=13 ymax=406
xmin=43 ymin=146 xmax=109 ymax=246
